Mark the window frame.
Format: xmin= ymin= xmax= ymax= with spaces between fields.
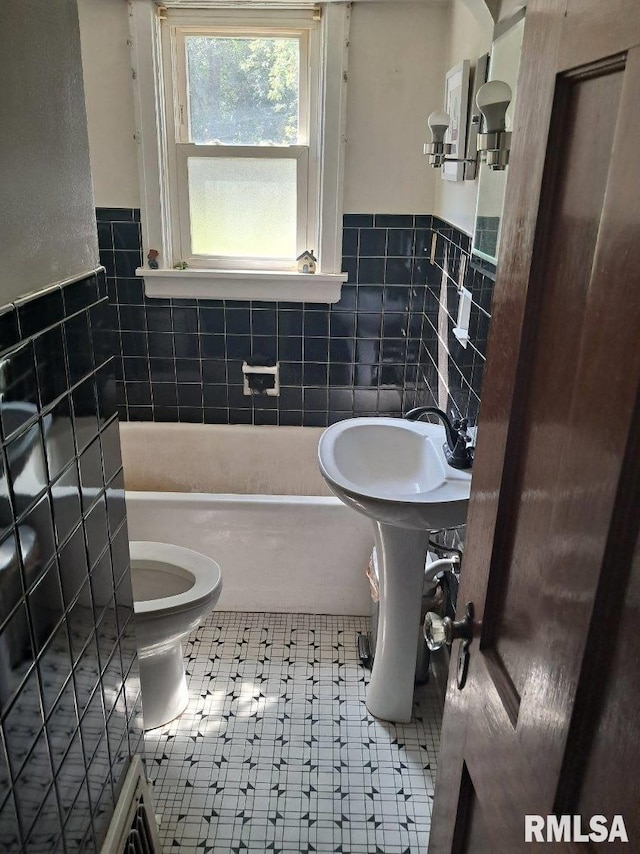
xmin=166 ymin=18 xmax=315 ymax=269
xmin=128 ymin=0 xmax=350 ymax=300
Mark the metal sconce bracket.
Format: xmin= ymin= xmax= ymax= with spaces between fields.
xmin=477 ymin=130 xmax=512 ymax=170
xmin=423 ymin=141 xmax=452 ymax=168
xmin=423 ymin=141 xmax=477 ymax=172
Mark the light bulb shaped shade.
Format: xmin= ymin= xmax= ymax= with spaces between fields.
xmin=476 ymin=80 xmax=512 ymax=133
xmin=427 ymin=111 xmax=451 ymax=145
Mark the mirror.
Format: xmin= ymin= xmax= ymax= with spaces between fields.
xmin=471 ymin=11 xmax=525 ymax=273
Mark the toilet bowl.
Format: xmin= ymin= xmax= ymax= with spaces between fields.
xmin=130 ymin=541 xmax=223 ymax=730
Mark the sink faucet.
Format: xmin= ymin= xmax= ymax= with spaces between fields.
xmin=404 ymin=406 xmax=473 ymax=470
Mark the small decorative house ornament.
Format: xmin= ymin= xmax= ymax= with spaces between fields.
xmin=296 ymin=250 xmax=317 ymax=274
xmin=147 ymin=249 xmax=159 ymax=269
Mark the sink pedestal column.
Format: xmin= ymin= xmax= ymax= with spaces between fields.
xmin=366 ymin=522 xmax=430 ymax=723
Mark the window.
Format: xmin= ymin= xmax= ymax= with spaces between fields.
xmin=130 ymin=2 xmax=350 ymax=301
xmin=167 ymin=15 xmax=315 ymax=268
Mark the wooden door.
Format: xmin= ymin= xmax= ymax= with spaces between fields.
xmin=430 ymin=1 xmax=640 ymax=850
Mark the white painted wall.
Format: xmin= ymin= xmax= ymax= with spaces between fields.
xmin=77 ymin=0 xmax=500 ymax=226
xmin=78 ymin=0 xmax=140 ymax=208
xmin=0 ymin=0 xmax=98 ymax=305
xmin=78 ymin=0 xmax=450 ymax=215
xmin=343 ymin=2 xmax=447 ymax=214
xmin=433 ymin=0 xmax=493 ymax=233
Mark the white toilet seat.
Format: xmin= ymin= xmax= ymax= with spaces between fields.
xmin=130 ymin=541 xmax=222 ymax=617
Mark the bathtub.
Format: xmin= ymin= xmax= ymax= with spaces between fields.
xmin=119 ymin=423 xmax=373 ymax=615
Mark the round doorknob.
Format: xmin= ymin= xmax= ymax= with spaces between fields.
xmin=423 ymin=602 xmax=475 ymax=651
xmin=423 ymin=611 xmax=447 ymax=651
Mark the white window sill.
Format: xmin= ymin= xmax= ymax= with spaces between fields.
xmin=136 ymin=267 xmax=347 ymax=303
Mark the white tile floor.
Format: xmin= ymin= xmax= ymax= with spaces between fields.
xmin=144 ymin=612 xmax=443 ymax=853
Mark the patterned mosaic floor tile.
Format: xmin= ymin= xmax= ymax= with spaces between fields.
xmin=145 ymin=612 xmax=442 ymax=853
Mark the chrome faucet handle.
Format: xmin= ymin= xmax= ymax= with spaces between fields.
xmin=404 ymin=406 xmax=473 ymax=469
xmin=453 ymin=417 xmax=469 ymax=436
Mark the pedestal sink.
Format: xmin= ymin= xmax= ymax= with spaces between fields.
xmin=318 ymin=417 xmax=471 ymax=723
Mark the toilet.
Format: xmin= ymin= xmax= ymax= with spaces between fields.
xmin=129 ymin=541 xmax=223 ymax=730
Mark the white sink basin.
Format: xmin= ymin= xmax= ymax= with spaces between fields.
xmin=318 ymin=417 xmax=471 ymax=530
xmin=318 ymin=416 xmax=472 ymax=723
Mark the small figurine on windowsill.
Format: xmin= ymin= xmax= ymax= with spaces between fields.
xmin=147 ymin=249 xmax=159 ymax=269
xmin=296 ymin=250 xmax=317 ymax=274
xmin=173 ymin=261 xmax=189 ymax=270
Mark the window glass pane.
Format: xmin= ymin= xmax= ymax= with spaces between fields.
xmin=186 ymin=36 xmax=300 ymax=145
xmin=188 ymin=157 xmax=297 ymax=258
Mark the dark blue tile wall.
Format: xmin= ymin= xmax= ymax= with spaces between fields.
xmin=0 ymin=271 xmax=142 ymax=851
xmin=416 ymin=217 xmax=493 ymax=425
xmin=97 ymin=208 xmax=493 ymax=428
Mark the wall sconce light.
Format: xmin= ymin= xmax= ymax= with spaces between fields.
xmin=423 ymin=111 xmax=451 ymax=167
xmin=476 ymin=80 xmax=512 ymax=170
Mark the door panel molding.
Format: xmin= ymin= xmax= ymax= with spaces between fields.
xmin=555 ymin=387 xmax=640 ymax=816
xmin=483 ymin=649 xmax=519 ymax=729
